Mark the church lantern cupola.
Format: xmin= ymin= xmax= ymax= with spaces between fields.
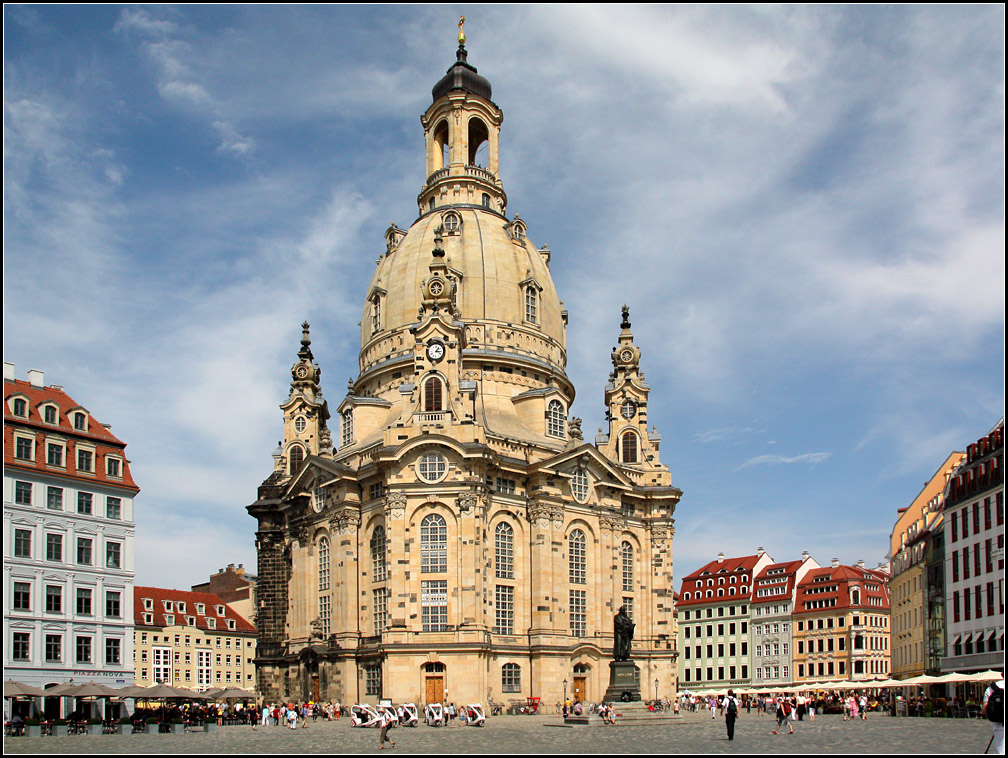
xmin=278 ymin=321 xmax=331 ymax=476
xmin=418 ymin=17 xmax=506 ymax=216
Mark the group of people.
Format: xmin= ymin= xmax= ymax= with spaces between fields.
xmin=254 ymin=701 xmax=342 ymax=730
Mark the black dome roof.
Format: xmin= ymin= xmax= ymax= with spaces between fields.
xmin=431 ymin=45 xmax=492 ymax=102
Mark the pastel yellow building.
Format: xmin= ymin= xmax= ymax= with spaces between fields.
xmin=248 ymin=38 xmax=682 ymax=708
xmin=888 ymin=452 xmax=963 ymax=679
xmin=133 ymin=586 xmax=257 ymax=691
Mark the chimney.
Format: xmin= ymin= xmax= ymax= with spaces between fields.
xmin=756 ymin=546 xmax=765 ymax=557
xmin=802 ymin=551 xmax=810 ymax=561
xmin=717 ymin=552 xmax=725 ymax=563
xmin=857 ymin=559 xmax=865 ymax=569
xmin=28 ymin=369 xmax=44 ymax=388
xmin=831 ymin=558 xmax=840 ymax=568
xmin=3 ymin=362 xmax=14 ymax=381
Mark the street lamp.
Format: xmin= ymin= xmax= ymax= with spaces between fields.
xmin=563 ymin=678 xmax=568 ymax=704
xmin=655 ymin=678 xmax=659 ymax=704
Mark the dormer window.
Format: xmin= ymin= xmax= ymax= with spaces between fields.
xmin=164 ymin=614 xmax=175 ymax=626
xmin=186 ymin=616 xmax=196 ymax=627
xmin=525 ymin=285 xmax=538 ymax=323
xmin=226 ymin=619 xmax=236 ymax=631
xmin=216 ymin=605 xmax=225 ymax=616
xmin=107 ymin=457 xmax=121 ymax=478
xmin=546 ymin=400 xmax=565 ymax=438
xmin=206 ymin=617 xmax=216 ymax=629
xmin=143 ymin=598 xmax=153 ymax=611
xmin=342 ymin=409 xmax=354 ymax=447
xmin=163 ymin=600 xmax=173 ymax=611
xmin=73 ymin=412 xmax=87 ymax=430
xmin=196 ymin=603 xmax=205 ymax=615
xmin=43 ymin=405 xmax=58 ymax=424
xmin=177 ymin=601 xmax=186 ymax=613
xmin=12 ymin=398 xmax=27 ymax=417
xmin=441 ymin=211 xmax=460 ymax=234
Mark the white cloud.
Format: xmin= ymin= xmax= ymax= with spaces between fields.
xmin=739 ymin=452 xmax=832 ymax=469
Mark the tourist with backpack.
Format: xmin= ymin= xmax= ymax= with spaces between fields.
xmin=723 ymin=689 xmax=741 ymax=741
xmin=983 ymin=675 xmax=1004 ymax=755
xmin=773 ymin=696 xmax=794 ymax=735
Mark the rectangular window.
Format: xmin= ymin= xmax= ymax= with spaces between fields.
xmin=46 ymin=487 xmax=63 ymax=512
xmin=77 ymin=537 xmax=93 ymax=565
xmin=421 ymin=580 xmax=448 ymax=632
xmin=952 ymin=550 xmax=959 ymax=581
xmin=106 ymin=541 xmax=122 ymax=569
xmin=107 ymin=458 xmax=121 ymax=477
xmin=365 ymin=663 xmax=382 ymax=697
xmin=106 ymin=591 xmax=122 ymax=618
xmin=15 ymin=437 xmax=33 ymax=460
xmin=495 ymin=585 xmax=514 ymax=635
xmin=46 ymin=584 xmax=63 ymax=613
xmin=47 ymin=443 xmax=64 ymax=467
xmin=569 ymin=589 xmax=587 ymax=637
xmin=46 ymin=533 xmax=63 ymax=562
xmin=76 ymin=636 xmax=92 ymax=663
xmin=14 ymin=528 xmax=32 ymax=558
xmin=15 ymin=481 xmax=32 ymax=505
xmin=106 ymin=497 xmax=122 ymax=520
xmin=45 ymin=634 xmax=62 ymax=663
xmin=13 ymin=581 xmax=32 ymax=611
xmin=77 ymin=449 xmax=93 ymax=472
xmin=77 ymin=492 xmax=93 ymax=515
xmin=104 ymin=638 xmax=121 ymax=666
xmin=76 ymin=587 xmax=93 ymax=616
xmin=13 ymin=632 xmax=31 ymax=661
xmin=152 ymin=647 xmax=172 ymax=684
xmin=963 ymin=547 xmax=970 ymax=579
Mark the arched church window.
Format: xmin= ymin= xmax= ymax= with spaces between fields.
xmin=424 ymin=377 xmax=444 ymax=412
xmin=371 ymin=525 xmax=387 ymax=582
xmin=482 ymin=193 xmax=491 ymax=209
xmin=571 ymin=468 xmax=589 ymax=503
xmin=525 ymin=285 xmax=538 ymax=324
xmin=468 ymin=117 xmax=489 ymax=166
xmin=318 ymin=536 xmax=330 ymax=592
xmin=371 ymin=295 xmax=381 ymax=334
xmin=501 ymin=663 xmax=521 ymax=693
xmin=288 ymin=445 xmax=304 ymax=475
xmin=568 ymin=529 xmax=586 ymax=585
xmin=851 ymin=588 xmax=861 ymax=605
xmin=421 ymin=513 xmax=447 ymax=573
xmin=495 ymin=522 xmax=514 ymax=579
xmin=342 ymin=409 xmax=354 ymax=448
xmin=546 ymin=399 xmax=565 ymax=438
xmin=621 ymin=541 xmax=634 ymax=593
xmin=621 ymin=431 xmax=639 ymax=463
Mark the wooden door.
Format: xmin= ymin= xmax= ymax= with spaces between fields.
xmin=311 ymin=675 xmax=320 ymax=703
xmin=573 ymin=677 xmax=586 ymax=703
xmin=425 ymin=676 xmax=444 ymax=704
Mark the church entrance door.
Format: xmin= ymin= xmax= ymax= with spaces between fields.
xmin=425 ymin=676 xmax=445 ymax=704
xmin=573 ymin=677 xmax=586 ymax=703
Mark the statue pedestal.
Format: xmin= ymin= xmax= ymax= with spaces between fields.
xmin=603 ymin=660 xmax=641 ymax=703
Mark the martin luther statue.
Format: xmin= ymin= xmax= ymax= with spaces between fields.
xmin=613 ymin=605 xmax=635 ymax=661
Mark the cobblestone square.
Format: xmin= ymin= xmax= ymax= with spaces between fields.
xmin=4 ymin=711 xmax=995 ymax=754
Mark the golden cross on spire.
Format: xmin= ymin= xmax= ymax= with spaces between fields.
xmin=458 ymin=16 xmax=466 ymax=46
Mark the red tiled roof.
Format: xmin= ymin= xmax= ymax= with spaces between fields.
xmin=134 ymin=586 xmax=256 ymax=634
xmin=750 ymin=559 xmax=804 ymax=605
xmin=4 ymin=377 xmax=139 ymax=493
xmin=677 ymin=554 xmax=764 ymax=606
xmin=793 ymin=565 xmax=890 ymax=615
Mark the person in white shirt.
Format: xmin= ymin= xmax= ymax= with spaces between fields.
xmin=379 ymin=708 xmax=395 ymax=749
xmin=983 ymin=676 xmax=1004 ymax=755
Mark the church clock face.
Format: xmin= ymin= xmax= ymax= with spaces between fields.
xmin=429 ymin=279 xmax=444 ymax=296
xmin=426 ymin=340 xmax=446 ymax=363
xmin=620 ymin=348 xmax=634 ymax=364
xmin=621 ymin=400 xmax=637 ymax=420
xmin=295 ymin=365 xmax=309 ymax=379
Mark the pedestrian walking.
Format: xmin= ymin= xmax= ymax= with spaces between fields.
xmin=378 ymin=707 xmax=395 ymax=749
xmin=772 ymin=698 xmax=794 ymax=735
xmin=982 ymin=674 xmax=1004 ymax=755
xmin=723 ymin=690 xmax=741 ymax=741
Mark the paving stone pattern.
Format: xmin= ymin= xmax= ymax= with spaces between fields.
xmin=4 ymin=710 xmax=994 ymax=754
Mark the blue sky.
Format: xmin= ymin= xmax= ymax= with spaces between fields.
xmin=4 ymin=5 xmax=1004 ymax=590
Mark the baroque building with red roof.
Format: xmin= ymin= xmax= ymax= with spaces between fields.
xmin=4 ymin=363 xmax=139 ymax=689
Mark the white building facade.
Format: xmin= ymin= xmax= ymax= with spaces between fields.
xmin=4 ymin=363 xmax=138 ymax=689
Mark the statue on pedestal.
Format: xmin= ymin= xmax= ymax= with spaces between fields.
xmin=613 ymin=605 xmax=635 ymax=661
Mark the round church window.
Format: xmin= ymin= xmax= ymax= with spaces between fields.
xmin=417 ymin=452 xmax=448 ymax=483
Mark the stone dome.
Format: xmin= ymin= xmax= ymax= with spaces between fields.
xmin=358 ymin=206 xmax=569 ymax=387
